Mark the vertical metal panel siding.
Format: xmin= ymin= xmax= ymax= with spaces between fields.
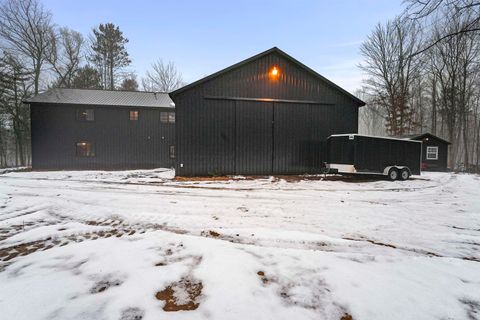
xmin=174 ymin=51 xmax=359 ymax=176
xmin=31 ymin=103 xmax=175 ymax=170
xmin=235 ymin=101 xmax=273 ymax=175
xmin=273 ymin=102 xmax=311 ymax=174
xmin=419 ymin=138 xmax=448 ymax=171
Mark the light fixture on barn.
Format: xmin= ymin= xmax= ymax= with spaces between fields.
xmin=269 ymin=66 xmax=280 ymax=79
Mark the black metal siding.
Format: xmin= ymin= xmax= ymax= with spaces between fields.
xmin=327 ymin=135 xmax=422 ymax=175
xmin=174 ymin=51 xmax=360 ymax=176
xmin=415 ymin=137 xmax=449 ymax=171
xmin=235 ymin=101 xmax=273 ymax=175
xmin=30 ymin=103 xmax=175 ymax=170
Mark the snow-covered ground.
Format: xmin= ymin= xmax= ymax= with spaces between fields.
xmin=0 ymin=169 xmax=479 ymax=320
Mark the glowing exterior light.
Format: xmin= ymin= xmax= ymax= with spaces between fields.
xmin=270 ymin=66 xmax=280 ymax=78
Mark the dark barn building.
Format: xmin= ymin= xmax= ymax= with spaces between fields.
xmin=170 ymin=47 xmax=365 ymax=176
xmin=27 ymin=89 xmax=175 ymax=170
xmin=400 ymin=133 xmax=450 ymax=172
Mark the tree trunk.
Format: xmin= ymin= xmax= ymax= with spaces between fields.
xmin=431 ymin=76 xmax=437 ymax=135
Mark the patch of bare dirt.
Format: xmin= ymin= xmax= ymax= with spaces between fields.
xmin=463 ymin=256 xmax=480 ymax=262
xmin=257 ymin=270 xmax=269 ymax=284
xmin=90 ymin=279 xmax=123 ymax=294
xmin=342 ymin=237 xmax=398 ymax=249
xmin=209 ymin=230 xmax=220 ymax=237
xmin=0 ymin=219 xmax=54 ymax=241
xmin=155 ymin=278 xmax=203 ymax=312
xmin=342 ymin=236 xmax=460 ymax=260
xmin=200 ymin=230 xmax=223 ymax=238
xmin=119 ymin=307 xmax=144 ymax=320
xmin=173 ymin=174 xmax=381 ymax=183
xmin=341 ymin=313 xmax=354 ymax=320
xmin=459 ymin=298 xmax=480 ymax=320
xmin=174 ymin=176 xmax=243 ymax=182
xmin=0 ymin=238 xmax=60 ymax=263
xmin=0 ymin=216 xmax=188 ymax=269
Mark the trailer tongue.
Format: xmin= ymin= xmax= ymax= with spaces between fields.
xmin=325 ymin=134 xmax=422 ymax=181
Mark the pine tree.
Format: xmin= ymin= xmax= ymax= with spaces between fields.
xmin=89 ymin=23 xmax=131 ymax=90
xmin=72 ymin=65 xmax=102 ymax=89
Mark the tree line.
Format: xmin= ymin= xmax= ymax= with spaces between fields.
xmin=2 ymin=0 xmax=479 ymax=171
xmin=0 ymin=0 xmax=185 ymax=167
xmin=358 ymin=0 xmax=480 ymax=171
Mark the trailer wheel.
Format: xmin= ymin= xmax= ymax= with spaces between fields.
xmin=400 ymin=168 xmax=410 ymax=181
xmin=388 ymin=168 xmax=399 ymax=181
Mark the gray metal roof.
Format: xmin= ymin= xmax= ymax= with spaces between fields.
xmin=392 ymin=132 xmax=451 ymax=144
xmin=26 ymin=88 xmax=174 ymax=108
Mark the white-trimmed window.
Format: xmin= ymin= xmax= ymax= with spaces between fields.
xmin=426 ymin=146 xmax=438 ymax=160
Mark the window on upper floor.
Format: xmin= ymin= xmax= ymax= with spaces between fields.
xmin=76 ymin=108 xmax=95 ymax=121
xmin=160 ymin=111 xmax=175 ymax=124
xmin=129 ymin=110 xmax=139 ymax=121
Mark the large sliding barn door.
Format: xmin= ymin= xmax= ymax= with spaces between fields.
xmin=273 ymin=102 xmax=312 ymax=174
xmin=235 ymin=101 xmax=273 ymax=175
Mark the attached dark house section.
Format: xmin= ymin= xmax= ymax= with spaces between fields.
xmin=398 ymin=133 xmax=450 ymax=172
xmin=28 ymin=89 xmax=175 ymax=170
xmin=170 ymin=47 xmax=365 ymax=176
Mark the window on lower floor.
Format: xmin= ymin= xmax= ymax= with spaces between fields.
xmin=169 ymin=145 xmax=175 ymax=159
xmin=129 ymin=110 xmax=139 ymax=121
xmin=426 ymin=146 xmax=438 ymax=160
xmin=76 ymin=141 xmax=95 ymax=157
xmin=161 ymin=111 xmax=175 ymax=123
xmin=76 ymin=109 xmax=94 ymax=121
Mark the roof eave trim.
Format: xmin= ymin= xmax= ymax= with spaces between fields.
xmin=25 ymin=101 xmax=174 ymax=109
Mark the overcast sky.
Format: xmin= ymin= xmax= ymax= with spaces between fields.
xmin=43 ymin=0 xmax=403 ymax=93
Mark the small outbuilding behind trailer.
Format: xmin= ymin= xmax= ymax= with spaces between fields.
xmin=393 ymin=133 xmax=450 ymax=172
xmin=326 ymin=134 xmax=422 ymax=180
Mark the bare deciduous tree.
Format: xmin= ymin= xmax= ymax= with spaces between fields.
xmin=142 ymin=60 xmax=185 ymax=92
xmin=47 ymin=27 xmax=84 ymax=88
xmin=356 ymin=89 xmax=387 ymax=136
xmin=427 ymin=10 xmax=480 ymax=168
xmin=0 ymin=52 xmax=33 ymax=166
xmin=360 ymin=18 xmax=423 ymax=135
xmin=403 ymin=0 xmax=480 ymax=57
xmin=0 ymin=0 xmax=54 ymax=94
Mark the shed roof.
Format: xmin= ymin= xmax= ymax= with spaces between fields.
xmin=25 ymin=88 xmax=174 ymax=108
xmin=170 ymin=47 xmax=366 ymax=107
xmin=392 ymin=133 xmax=451 ymax=145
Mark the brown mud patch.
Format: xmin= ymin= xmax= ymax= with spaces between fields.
xmin=173 ymin=174 xmax=378 ymax=183
xmin=257 ymin=270 xmax=269 ymax=284
xmin=0 ymin=216 xmax=187 ymax=268
xmin=208 ymin=230 xmax=220 ymax=237
xmin=155 ymin=278 xmax=203 ymax=312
